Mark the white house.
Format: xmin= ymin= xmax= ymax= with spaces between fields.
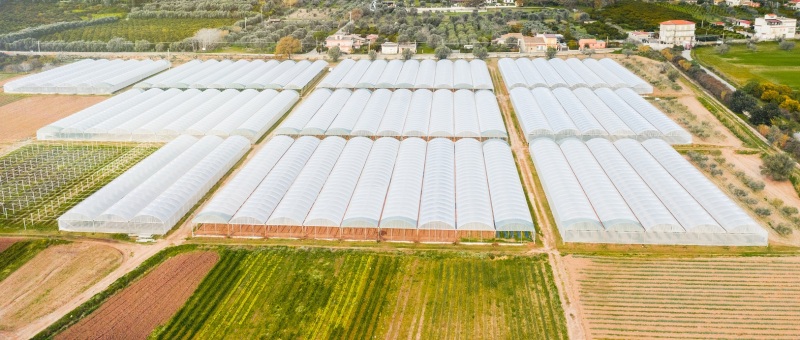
xmin=754 ymin=14 xmax=797 ymax=40
xmin=659 ymin=20 xmax=696 ymax=47
xmin=381 ymin=42 xmax=417 ymax=54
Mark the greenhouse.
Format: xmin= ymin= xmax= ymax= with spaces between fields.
xmin=275 ymin=88 xmax=507 ymax=139
xmin=318 ymin=59 xmax=492 ymax=90
xmin=509 ymin=87 xmax=690 ymax=144
xmin=498 ymin=57 xmax=653 ymax=93
xmin=58 ymin=135 xmax=250 ymax=235
xmin=194 ymin=136 xmax=534 ymax=242
xmin=4 ymin=59 xmax=170 ymax=95
xmin=529 ymin=137 xmax=767 ymax=246
xmin=37 ymin=88 xmax=299 ymax=143
xmin=134 ymin=59 xmax=326 ymax=91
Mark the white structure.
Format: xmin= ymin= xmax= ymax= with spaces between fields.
xmin=381 ymin=42 xmax=417 ymax=54
xmin=37 ymin=88 xmax=299 ymax=143
xmin=194 ymin=136 xmax=534 ymax=240
xmin=4 ymin=59 xmax=170 ymax=95
xmin=529 ymin=138 xmax=767 ymax=246
xmin=509 ymin=87 xmax=691 ymax=144
xmin=754 ymin=14 xmax=797 ymax=40
xmin=498 ymin=57 xmax=653 ymax=94
xmin=58 ymin=135 xmax=250 ymax=235
xmin=134 ymin=59 xmax=327 ymax=91
xmin=318 ymin=59 xmax=492 ymax=90
xmin=659 ymin=20 xmax=696 ymax=47
xmin=275 ymin=88 xmax=507 ymax=139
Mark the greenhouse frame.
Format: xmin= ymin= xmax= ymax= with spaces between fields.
xmin=529 ymin=137 xmax=767 ymax=246
xmin=4 ymin=59 xmax=170 ymax=95
xmin=37 ymin=88 xmax=299 ymax=143
xmin=274 ymin=88 xmax=507 ymax=139
xmin=318 ymin=59 xmax=492 ymax=90
xmin=498 ymin=57 xmax=653 ymax=93
xmin=194 ymin=136 xmax=534 ymax=242
xmin=58 ymin=135 xmax=250 ymax=235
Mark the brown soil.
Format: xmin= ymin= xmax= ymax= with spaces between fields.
xmin=56 ymin=251 xmax=219 ymax=340
xmin=0 ymin=238 xmax=20 ymax=253
xmin=0 ymin=243 xmax=122 ymax=335
xmin=676 ymin=94 xmax=742 ymax=148
xmin=0 ymin=95 xmax=106 ymax=143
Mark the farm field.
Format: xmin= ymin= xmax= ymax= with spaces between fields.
xmin=0 ymin=238 xmax=66 ymax=282
xmin=693 ymin=42 xmax=800 ymax=90
xmin=56 ymin=251 xmax=218 ymax=340
xmin=0 ymin=242 xmax=122 ymax=337
xmin=0 ymin=142 xmax=158 ymax=230
xmin=565 ymin=255 xmax=800 ymax=339
xmin=0 ymin=95 xmax=105 ymax=143
xmin=155 ymin=247 xmax=567 ymax=339
xmin=39 ymin=18 xmax=237 ymax=43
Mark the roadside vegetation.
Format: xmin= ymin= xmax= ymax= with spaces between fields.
xmin=0 ymin=238 xmax=67 ymax=282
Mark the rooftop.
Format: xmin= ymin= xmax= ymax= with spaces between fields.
xmin=660 ymin=20 xmax=695 ymax=25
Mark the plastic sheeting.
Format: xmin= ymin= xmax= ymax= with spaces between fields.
xmin=497 ymin=57 xmax=652 ymax=93
xmin=317 ymin=59 xmax=492 ymax=89
xmin=6 ymin=59 xmax=169 ymax=94
xmin=135 ymin=59 xmax=325 ymax=90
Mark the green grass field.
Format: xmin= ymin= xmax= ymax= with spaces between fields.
xmin=39 ymin=18 xmax=236 ymax=43
xmin=693 ymin=42 xmax=800 ymax=89
xmin=154 ymin=247 xmax=567 ymax=339
xmin=0 ymin=239 xmax=67 ymax=282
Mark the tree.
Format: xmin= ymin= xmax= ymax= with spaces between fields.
xmin=545 ymin=47 xmax=558 ymax=59
xmin=194 ymin=28 xmax=225 ymax=51
xmin=327 ymin=46 xmax=341 ymax=62
xmin=401 ymin=48 xmax=414 ymax=60
xmin=505 ymin=36 xmax=519 ymax=47
xmin=779 ymin=40 xmax=795 ymax=51
xmin=622 ymin=48 xmax=634 ymax=58
xmin=761 ymin=153 xmax=795 ymax=181
xmin=750 ymin=102 xmax=780 ymax=126
xmin=667 ymin=69 xmax=680 ymax=82
xmin=134 ymin=40 xmax=151 ymax=52
xmin=368 ymin=50 xmax=377 ymax=61
xmin=435 ymin=45 xmax=451 ymax=60
xmin=472 ymin=45 xmax=488 ymax=60
xmin=715 ymin=43 xmax=730 ymax=55
xmin=275 ymin=36 xmax=301 ymax=58
xmin=350 ymin=8 xmax=363 ymax=21
xmin=728 ymin=91 xmax=758 ymax=114
xmin=582 ymin=48 xmax=595 ymax=57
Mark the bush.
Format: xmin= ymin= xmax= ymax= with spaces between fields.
xmin=761 ymin=153 xmax=795 ymax=181
xmin=434 ymin=45 xmax=451 ymax=60
xmin=755 ymin=207 xmax=772 ymax=217
xmin=772 ymin=223 xmax=792 ymax=236
xmin=781 ymin=206 xmax=798 ymax=216
xmin=779 ymin=40 xmax=795 ymax=51
xmin=327 ymin=46 xmax=341 ymax=62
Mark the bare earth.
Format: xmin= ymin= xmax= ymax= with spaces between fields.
xmin=0 ymin=238 xmax=20 ymax=253
xmin=57 ymin=251 xmax=219 ymax=340
xmin=0 ymin=243 xmax=122 ymax=336
xmin=0 ymin=95 xmax=105 ymax=143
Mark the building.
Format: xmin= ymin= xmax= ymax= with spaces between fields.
xmin=659 ymin=20 xmax=696 ymax=47
xmin=325 ymin=34 xmax=367 ymax=53
xmin=519 ymin=36 xmax=546 ymax=52
xmin=754 ymin=14 xmax=797 ymax=40
xmin=578 ymin=39 xmax=606 ymax=50
xmin=726 ymin=0 xmax=760 ymax=7
xmin=381 ymin=42 xmax=417 ymax=54
xmin=734 ymin=19 xmax=752 ymax=27
xmin=789 ymin=0 xmax=800 ymax=10
xmin=493 ymin=32 xmax=523 ymax=45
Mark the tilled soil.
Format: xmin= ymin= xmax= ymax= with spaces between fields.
xmin=0 ymin=95 xmax=105 ymax=142
xmin=56 ymin=251 xmax=219 ymax=340
xmin=0 ymin=238 xmax=19 ymax=253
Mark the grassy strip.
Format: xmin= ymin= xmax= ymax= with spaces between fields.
xmin=33 ymin=244 xmax=201 ymax=339
xmin=0 ymin=238 xmax=68 ymax=282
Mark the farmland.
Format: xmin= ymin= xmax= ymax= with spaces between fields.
xmin=0 ymin=95 xmax=106 ymax=143
xmin=565 ymin=255 xmax=800 ymax=339
xmin=155 ymin=247 xmax=567 ymax=339
xmin=693 ymin=42 xmax=800 ymax=90
xmin=56 ymin=251 xmax=218 ymax=340
xmin=0 ymin=142 xmax=158 ymax=230
xmin=0 ymin=238 xmax=66 ymax=282
xmin=39 ymin=18 xmax=237 ymax=44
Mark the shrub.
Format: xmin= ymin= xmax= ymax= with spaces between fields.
xmin=781 ymin=206 xmax=798 ymax=216
xmin=761 ymin=153 xmax=795 ymax=181
xmin=755 ymin=207 xmax=772 ymax=217
xmin=779 ymin=40 xmax=795 ymax=51
xmin=772 ymin=223 xmax=792 ymax=236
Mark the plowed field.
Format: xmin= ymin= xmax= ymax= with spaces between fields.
xmin=56 ymin=251 xmax=219 ymax=340
xmin=0 ymin=95 xmax=105 ymax=142
xmin=0 ymin=238 xmax=18 ymax=253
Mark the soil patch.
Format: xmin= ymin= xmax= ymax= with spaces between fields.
xmin=56 ymin=251 xmax=219 ymax=340
xmin=0 ymin=95 xmax=106 ymax=143
xmin=0 ymin=238 xmax=19 ymax=253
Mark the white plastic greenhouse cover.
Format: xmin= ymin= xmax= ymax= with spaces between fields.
xmin=470 ymin=59 xmax=493 ymax=90
xmin=434 ymin=59 xmax=454 ymax=89
xmin=234 ymin=90 xmax=300 ymax=142
xmin=59 ymin=135 xmax=248 ymax=235
xmin=377 ymin=89 xmax=412 ymax=136
xmin=509 ymin=87 xmax=552 ymax=141
xmin=133 ymin=89 xmax=209 ymax=138
xmin=275 ymin=89 xmax=332 ymax=135
xmin=583 ymin=58 xmax=626 ymax=88
xmin=186 ymin=89 xmax=259 ymax=136
xmin=564 ymin=58 xmax=607 ymax=89
xmin=287 ymin=60 xmax=329 ymax=90
xmin=194 ymin=136 xmax=295 ymax=224
xmin=453 ymin=60 xmax=473 ymax=89
xmin=453 ymin=89 xmax=480 ymax=138
xmin=419 ymin=138 xmax=455 ymax=230
xmin=304 ymin=137 xmax=373 ymax=227
xmin=475 ymin=90 xmax=508 ymax=139
xmin=402 ymin=89 xmax=433 ymax=137
xmin=642 ymin=139 xmax=765 ymax=236
xmin=615 ymin=139 xmax=723 ymax=233
xmin=455 ymin=139 xmax=494 ymax=230
xmin=145 ymin=60 xmax=203 ymax=89
xmin=338 ymin=59 xmax=372 ymax=88
xmin=318 ymin=59 xmax=356 ymax=88
xmin=209 ymin=90 xmax=279 ymax=137
xmin=249 ymin=60 xmax=296 ymax=89
xmin=614 ymin=88 xmax=692 ymax=144
xmin=229 ymin=136 xmax=321 ymax=225
xmin=192 ymin=60 xmax=246 ymax=89
xmin=499 ymin=58 xmax=526 ymax=90
xmin=529 ymin=138 xmax=602 ymax=232
xmin=6 ymin=58 xmax=169 ymax=94
xmin=301 ymin=89 xmax=352 ymax=136
xmin=514 ymin=58 xmax=547 ymax=88
xmin=572 ymin=88 xmax=635 ymax=139
xmin=414 ymin=59 xmax=436 ymax=88
xmin=379 ymin=138 xmax=427 ymax=229
xmin=428 ymin=89 xmax=454 ymax=138
xmin=600 ymin=58 xmax=653 ymax=94
xmin=341 ymin=138 xmax=400 ymax=227
xmin=38 ymin=89 xmax=143 ymax=138
xmin=267 ymin=137 xmax=347 ymax=226
xmin=234 ymin=60 xmax=280 ymax=88
xmin=326 ymin=89 xmax=371 ymax=136
xmin=269 ymin=60 xmax=312 ymax=89
xmin=177 ymin=60 xmax=229 ymax=88
xmin=594 ymin=88 xmax=660 ymax=139
xmin=210 ymin=60 xmax=264 ymax=89
xmin=356 ymin=59 xmax=387 ymax=88
xmin=161 ymin=89 xmax=234 ymax=137
xmin=395 ymin=60 xmax=419 ymax=88
xmin=482 ymin=140 xmax=534 ymax=231
xmin=533 ymin=58 xmax=567 ymax=88
xmin=551 ymin=88 xmax=607 ymax=140
xmin=376 ymin=60 xmax=404 ymax=88
xmin=559 ymin=138 xmax=642 ymax=232
xmin=531 ymin=88 xmax=579 ymax=139
xmin=548 ymin=58 xmax=584 ymax=89
xmin=352 ymin=88 xmax=391 ymax=136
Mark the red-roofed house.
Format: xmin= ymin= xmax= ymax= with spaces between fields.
xmin=789 ymin=0 xmax=800 ymax=9
xmin=659 ymin=20 xmax=696 ymax=46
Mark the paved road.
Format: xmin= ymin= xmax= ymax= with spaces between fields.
xmin=682 ymin=50 xmax=737 ymax=91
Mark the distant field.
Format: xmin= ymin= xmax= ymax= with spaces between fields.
xmin=693 ymin=42 xmax=800 ymax=89
xmin=0 ymin=1 xmax=128 ymax=34
xmin=566 ymin=255 xmax=800 ymax=339
xmin=155 ymin=247 xmax=567 ymax=339
xmin=39 ymin=18 xmax=236 ymax=43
